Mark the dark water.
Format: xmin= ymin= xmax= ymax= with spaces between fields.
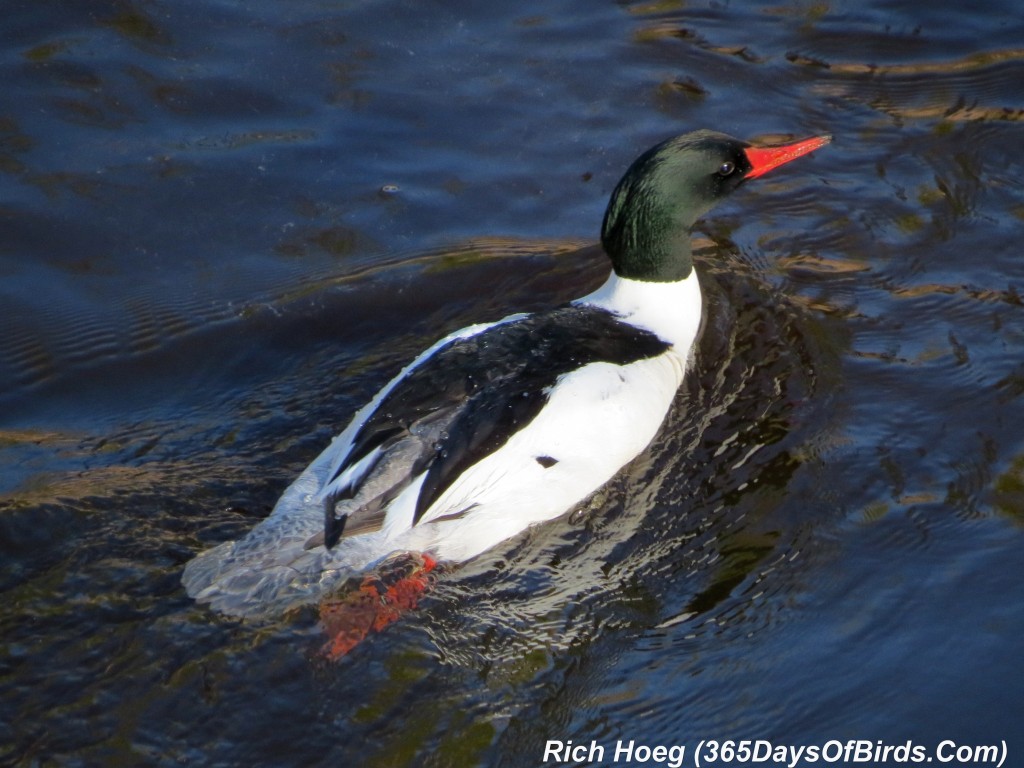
xmin=3 ymin=0 xmax=1024 ymax=765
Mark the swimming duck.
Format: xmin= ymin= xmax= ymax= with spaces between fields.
xmin=183 ymin=129 xmax=830 ymax=619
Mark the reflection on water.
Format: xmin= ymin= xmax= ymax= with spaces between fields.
xmin=3 ymin=0 xmax=1024 ymax=764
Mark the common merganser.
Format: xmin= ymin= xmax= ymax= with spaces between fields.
xmin=183 ymin=129 xmax=830 ymax=623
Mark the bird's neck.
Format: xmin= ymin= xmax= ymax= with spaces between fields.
xmin=600 ymin=169 xmax=700 ymax=283
xmin=576 ymin=270 xmax=703 ymax=350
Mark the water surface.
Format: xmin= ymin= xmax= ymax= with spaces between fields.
xmin=2 ymin=0 xmax=1024 ymax=765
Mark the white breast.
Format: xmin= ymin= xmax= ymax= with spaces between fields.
xmin=576 ymin=270 xmax=703 ymax=350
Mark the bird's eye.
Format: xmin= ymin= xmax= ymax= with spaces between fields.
xmin=717 ymin=161 xmax=736 ymax=177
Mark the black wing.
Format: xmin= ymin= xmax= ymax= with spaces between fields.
xmin=322 ymin=304 xmax=671 ymax=548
